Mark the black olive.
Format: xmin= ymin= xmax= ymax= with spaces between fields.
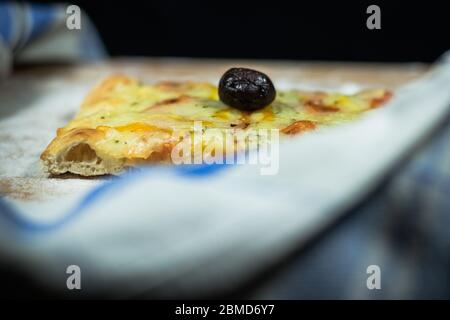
xmin=218 ymin=68 xmax=276 ymax=111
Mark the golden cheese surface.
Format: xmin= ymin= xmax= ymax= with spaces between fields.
xmin=40 ymin=75 xmax=392 ymax=175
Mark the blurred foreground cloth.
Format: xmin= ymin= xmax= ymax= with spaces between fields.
xmin=0 ymin=2 xmax=106 ymax=77
xmin=252 ymin=113 xmax=450 ymax=299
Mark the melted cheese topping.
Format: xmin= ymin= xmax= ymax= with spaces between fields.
xmin=50 ymin=76 xmax=392 ymax=161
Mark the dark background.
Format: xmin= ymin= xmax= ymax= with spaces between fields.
xmin=37 ymin=0 xmax=448 ymax=62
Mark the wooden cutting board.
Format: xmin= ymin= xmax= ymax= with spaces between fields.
xmin=0 ymin=58 xmax=428 ymax=202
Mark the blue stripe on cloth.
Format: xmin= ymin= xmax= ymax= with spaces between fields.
xmin=0 ymin=164 xmax=228 ymax=233
xmin=174 ymin=163 xmax=229 ymax=176
xmin=26 ymin=3 xmax=58 ymax=43
xmin=0 ymin=4 xmax=13 ymax=45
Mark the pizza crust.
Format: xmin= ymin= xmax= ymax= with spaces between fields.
xmin=40 ymin=128 xmax=125 ymax=176
xmin=41 ymin=76 xmax=139 ymax=176
xmin=41 ymin=143 xmax=125 ymax=176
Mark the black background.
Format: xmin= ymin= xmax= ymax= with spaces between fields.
xmin=36 ymin=0 xmax=449 ymax=62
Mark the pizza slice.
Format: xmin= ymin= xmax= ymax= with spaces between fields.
xmin=40 ymin=73 xmax=392 ymax=176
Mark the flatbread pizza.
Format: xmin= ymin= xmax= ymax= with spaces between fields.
xmin=40 ymin=69 xmax=392 ymax=176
